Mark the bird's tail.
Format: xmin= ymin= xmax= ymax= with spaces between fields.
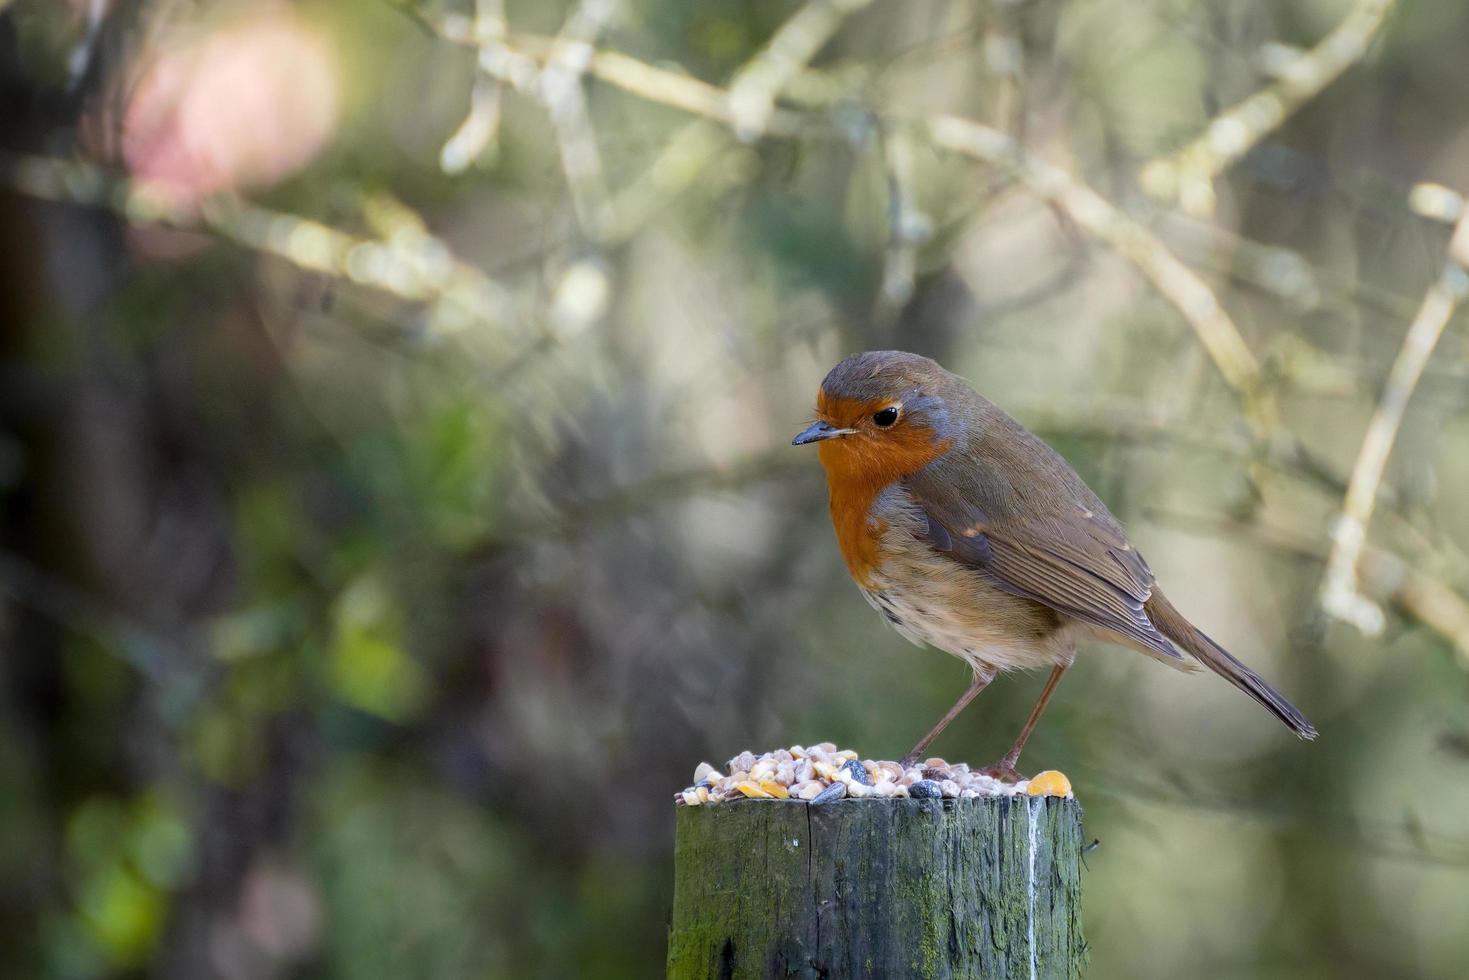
xmin=1144 ymin=590 xmax=1318 ymax=740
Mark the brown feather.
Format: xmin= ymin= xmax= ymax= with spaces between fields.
xmin=904 ymin=392 xmax=1192 ymax=667
xmin=814 ymin=393 xmax=952 ymax=586
xmin=1145 ymin=589 xmax=1318 ymax=739
xmin=803 ymin=350 xmax=1316 ymax=738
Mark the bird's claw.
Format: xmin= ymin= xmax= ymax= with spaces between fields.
xmin=979 ymin=761 xmax=1026 ymax=784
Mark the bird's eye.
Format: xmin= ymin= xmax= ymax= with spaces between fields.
xmin=872 ymin=407 xmax=900 ymax=428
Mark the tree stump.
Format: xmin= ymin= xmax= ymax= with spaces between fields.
xmin=667 ymin=796 xmax=1085 ymax=980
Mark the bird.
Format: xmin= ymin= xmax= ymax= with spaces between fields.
xmin=792 ymin=350 xmax=1316 ymax=780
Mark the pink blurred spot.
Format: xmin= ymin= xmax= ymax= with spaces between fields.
xmin=123 ymin=12 xmax=338 ymax=209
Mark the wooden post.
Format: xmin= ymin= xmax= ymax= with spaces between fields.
xmin=667 ymin=796 xmax=1085 ymax=980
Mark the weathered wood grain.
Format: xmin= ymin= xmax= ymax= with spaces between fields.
xmin=668 ymin=796 xmax=1084 ymax=979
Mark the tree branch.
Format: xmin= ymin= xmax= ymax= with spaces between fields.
xmin=1140 ymin=0 xmax=1399 ymax=216
xmin=927 ymin=114 xmax=1277 ymax=435
xmin=1158 ymin=508 xmax=1469 ymax=671
xmin=1319 ymin=196 xmax=1469 ymax=636
xmin=726 ymin=0 xmax=875 ymax=141
xmin=439 ymin=0 xmax=506 ymax=174
xmin=0 ymin=153 xmax=521 ymax=339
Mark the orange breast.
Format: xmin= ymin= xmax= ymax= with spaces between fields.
xmin=828 ymin=481 xmax=885 ymax=587
xmin=815 ymin=407 xmax=952 ymax=587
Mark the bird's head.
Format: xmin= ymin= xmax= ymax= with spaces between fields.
xmin=793 ymin=350 xmax=959 ymax=488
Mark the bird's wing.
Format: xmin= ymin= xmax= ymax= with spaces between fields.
xmin=905 ymin=452 xmax=1190 ymax=666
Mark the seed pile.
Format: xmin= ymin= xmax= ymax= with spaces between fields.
xmin=675 ymin=743 xmax=1072 ymax=806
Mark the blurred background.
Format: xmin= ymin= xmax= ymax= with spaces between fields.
xmin=3 ymin=0 xmax=1469 ymax=977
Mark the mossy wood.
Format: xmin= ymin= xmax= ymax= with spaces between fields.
xmin=667 ymin=797 xmax=1085 ymax=980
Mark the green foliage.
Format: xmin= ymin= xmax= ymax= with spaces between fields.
xmin=62 ymin=792 xmax=192 ymax=971
xmin=3 ymin=1 xmax=1469 ymax=978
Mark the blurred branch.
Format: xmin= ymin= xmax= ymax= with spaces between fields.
xmin=5 ymin=4 xmax=1416 ymax=457
xmin=1039 ymin=408 xmax=1469 ymax=593
xmin=580 ymin=46 xmax=806 ymax=137
xmin=502 ymin=447 xmax=806 ymax=546
xmin=504 ymin=411 xmax=1366 ymax=559
xmin=1320 ymin=196 xmax=1469 ymax=638
xmin=0 ymin=152 xmax=525 ymax=341
xmin=1383 ymin=552 xmax=1469 ymax=669
xmin=0 ymin=552 xmax=177 ymax=681
xmin=1083 ymin=761 xmax=1469 ymax=868
xmin=726 ymin=0 xmax=874 ymax=141
xmin=437 ymin=15 xmax=1445 ymax=458
xmin=537 ymin=0 xmax=617 ymax=235
xmin=1140 ymin=0 xmax=1399 ymax=216
xmin=429 ymin=13 xmax=778 ymax=244
xmin=599 ymin=120 xmax=739 ymax=243
xmin=65 ymin=0 xmax=112 ymax=90
xmin=438 ymin=1 xmax=616 ymax=233
xmin=982 ymin=6 xmax=1024 ymax=136
xmin=439 ymin=0 xmax=506 ymax=174
xmin=926 ymin=115 xmax=1278 ymax=436
xmin=875 ymin=123 xmax=928 ymax=323
xmin=1158 ymin=508 xmax=1469 ymax=671
xmin=440 ymin=75 xmax=503 ymax=174
xmin=433 ymin=22 xmax=807 ymax=136
xmin=1158 ymin=214 xmax=1324 ymax=313
xmin=1159 ymin=210 xmax=1440 ymax=326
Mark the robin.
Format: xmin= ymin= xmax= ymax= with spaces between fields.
xmin=793 ymin=350 xmax=1316 ymax=779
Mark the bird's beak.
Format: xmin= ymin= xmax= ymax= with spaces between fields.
xmin=792 ymin=420 xmax=854 ymax=446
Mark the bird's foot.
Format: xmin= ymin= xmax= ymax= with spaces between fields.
xmin=978 ymin=760 xmax=1026 ymax=784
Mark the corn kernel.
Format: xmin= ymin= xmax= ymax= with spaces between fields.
xmin=1025 ymin=770 xmax=1073 ymax=797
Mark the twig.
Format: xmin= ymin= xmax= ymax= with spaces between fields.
xmin=582 ymin=45 xmax=807 ymax=138
xmin=1140 ymin=0 xmax=1398 ymax=216
xmin=66 ymin=0 xmax=111 ymax=90
xmin=981 ymin=7 xmax=1024 ymax=137
xmin=1371 ymin=549 xmax=1469 ymax=669
xmin=537 ymin=0 xmax=618 ymax=235
xmin=5 ymin=6 xmax=1411 ymax=456
xmin=0 ymin=153 xmax=520 ymax=339
xmin=439 ymin=15 xmax=798 ymax=241
xmin=1320 ymin=195 xmax=1469 ymax=636
xmin=598 ymin=120 xmax=736 ymax=244
xmin=431 ymin=22 xmax=812 ymax=136
xmin=414 ymin=15 xmax=1285 ymax=435
xmin=726 ymin=0 xmax=874 ymax=142
xmin=874 ymin=122 xmax=928 ymax=323
xmin=1158 ymin=507 xmax=1469 ymax=671
xmin=449 ymin=2 xmax=617 ymax=234
xmin=439 ymin=0 xmax=506 ymax=174
xmin=926 ymin=114 xmax=1277 ymax=435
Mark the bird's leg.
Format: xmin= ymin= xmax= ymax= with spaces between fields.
xmin=900 ymin=668 xmax=995 ymax=768
xmin=981 ymin=662 xmax=1069 ymax=783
